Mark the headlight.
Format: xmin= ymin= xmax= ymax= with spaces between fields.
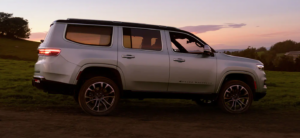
xmin=257 ymin=64 xmax=264 ymax=70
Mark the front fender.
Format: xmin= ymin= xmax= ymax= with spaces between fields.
xmin=215 ymin=70 xmax=258 ymax=93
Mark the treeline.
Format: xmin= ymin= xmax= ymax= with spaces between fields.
xmin=224 ymin=40 xmax=300 ymax=72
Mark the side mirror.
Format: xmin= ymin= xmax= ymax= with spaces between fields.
xmin=40 ymin=40 xmax=44 ymax=43
xmin=203 ymin=45 xmax=214 ymax=56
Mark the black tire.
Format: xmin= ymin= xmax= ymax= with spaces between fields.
xmin=218 ymin=80 xmax=253 ymax=113
xmin=78 ymin=76 xmax=120 ymax=116
xmin=194 ymin=99 xmax=217 ymax=106
xmin=73 ymin=93 xmax=79 ymax=104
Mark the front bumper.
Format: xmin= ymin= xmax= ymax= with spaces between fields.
xmin=32 ymin=76 xmax=75 ymax=95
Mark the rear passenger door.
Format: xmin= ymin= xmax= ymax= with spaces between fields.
xmin=117 ymin=27 xmax=169 ymax=92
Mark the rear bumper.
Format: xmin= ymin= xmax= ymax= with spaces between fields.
xmin=32 ymin=76 xmax=76 ymax=95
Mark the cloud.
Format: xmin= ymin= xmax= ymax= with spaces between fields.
xmin=256 ymin=32 xmax=297 ymax=37
xmin=226 ymin=23 xmax=246 ymax=28
xmin=180 ymin=23 xmax=246 ymax=34
xmin=27 ymin=32 xmax=47 ymax=41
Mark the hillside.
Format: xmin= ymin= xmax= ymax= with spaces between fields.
xmin=0 ymin=37 xmax=40 ymax=61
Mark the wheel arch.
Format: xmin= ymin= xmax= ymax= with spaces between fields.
xmin=216 ymin=71 xmax=257 ymax=94
xmin=74 ymin=64 xmax=125 ymax=92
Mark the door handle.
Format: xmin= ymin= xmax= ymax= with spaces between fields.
xmin=173 ymin=58 xmax=185 ymax=62
xmin=122 ymin=54 xmax=135 ymax=59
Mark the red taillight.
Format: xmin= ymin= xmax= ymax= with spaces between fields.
xmin=38 ymin=49 xmax=61 ymax=56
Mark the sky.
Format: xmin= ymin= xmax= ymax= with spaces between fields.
xmin=1 ymin=0 xmax=300 ymax=49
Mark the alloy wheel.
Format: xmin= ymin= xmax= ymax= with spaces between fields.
xmin=223 ymin=85 xmax=249 ymax=112
xmin=84 ymin=82 xmax=115 ymax=112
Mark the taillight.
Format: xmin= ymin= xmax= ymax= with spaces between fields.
xmin=38 ymin=49 xmax=61 ymax=56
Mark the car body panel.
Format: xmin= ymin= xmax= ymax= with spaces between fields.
xmin=164 ymin=31 xmax=217 ymax=93
xmin=116 ymin=27 xmax=170 ymax=91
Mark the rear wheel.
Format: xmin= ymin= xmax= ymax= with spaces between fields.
xmin=218 ymin=80 xmax=253 ymax=113
xmin=78 ymin=76 xmax=120 ymax=116
xmin=73 ymin=93 xmax=79 ymax=104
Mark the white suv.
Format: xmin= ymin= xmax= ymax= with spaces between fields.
xmin=32 ymin=19 xmax=267 ymax=115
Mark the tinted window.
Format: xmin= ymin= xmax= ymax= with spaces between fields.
xmin=66 ymin=25 xmax=112 ymax=46
xmin=123 ymin=28 xmax=162 ymax=51
xmin=170 ymin=32 xmax=204 ymax=54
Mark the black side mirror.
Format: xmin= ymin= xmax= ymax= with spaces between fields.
xmin=40 ymin=40 xmax=44 ymax=43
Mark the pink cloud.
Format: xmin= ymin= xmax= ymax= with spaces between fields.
xmin=180 ymin=23 xmax=246 ymax=34
xmin=257 ymin=32 xmax=298 ymax=37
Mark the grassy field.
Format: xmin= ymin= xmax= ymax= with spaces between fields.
xmin=0 ymin=58 xmax=300 ymax=110
xmin=0 ymin=58 xmax=75 ymax=107
xmin=0 ymin=37 xmax=40 ymax=61
xmin=257 ymin=51 xmax=285 ymax=57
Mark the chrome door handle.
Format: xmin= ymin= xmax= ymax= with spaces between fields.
xmin=173 ymin=58 xmax=185 ymax=62
xmin=122 ymin=54 xmax=135 ymax=59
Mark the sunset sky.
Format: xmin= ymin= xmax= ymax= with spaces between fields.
xmin=1 ymin=0 xmax=300 ymax=49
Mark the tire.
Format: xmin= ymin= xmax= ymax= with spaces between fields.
xmin=78 ymin=76 xmax=120 ymax=116
xmin=218 ymin=80 xmax=253 ymax=113
xmin=194 ymin=99 xmax=217 ymax=106
xmin=73 ymin=93 xmax=79 ymax=104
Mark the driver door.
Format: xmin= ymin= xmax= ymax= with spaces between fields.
xmin=166 ymin=31 xmax=217 ymax=93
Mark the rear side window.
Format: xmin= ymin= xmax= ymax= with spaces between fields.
xmin=65 ymin=25 xmax=113 ymax=46
xmin=123 ymin=28 xmax=162 ymax=51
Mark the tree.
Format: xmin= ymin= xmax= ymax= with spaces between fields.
xmin=256 ymin=47 xmax=267 ymax=52
xmin=0 ymin=12 xmax=30 ymax=39
xmin=269 ymin=40 xmax=300 ymax=54
xmin=295 ymin=56 xmax=300 ymax=72
xmin=277 ymin=55 xmax=295 ymax=71
xmin=0 ymin=12 xmax=13 ymax=35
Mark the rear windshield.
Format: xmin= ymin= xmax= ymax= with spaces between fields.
xmin=65 ymin=24 xmax=113 ymax=46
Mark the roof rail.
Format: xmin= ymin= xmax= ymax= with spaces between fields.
xmin=67 ymin=18 xmax=170 ymax=28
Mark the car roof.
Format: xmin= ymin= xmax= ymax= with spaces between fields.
xmin=56 ymin=18 xmax=182 ymax=31
xmin=54 ymin=18 xmax=210 ymax=48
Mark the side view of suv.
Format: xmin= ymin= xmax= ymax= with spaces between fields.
xmin=32 ymin=18 xmax=267 ymax=115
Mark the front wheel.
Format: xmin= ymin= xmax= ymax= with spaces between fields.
xmin=78 ymin=76 xmax=120 ymax=116
xmin=218 ymin=80 xmax=253 ymax=113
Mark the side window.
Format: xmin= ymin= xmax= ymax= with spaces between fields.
xmin=123 ymin=28 xmax=162 ymax=51
xmin=65 ymin=25 xmax=113 ymax=46
xmin=170 ymin=32 xmax=204 ymax=54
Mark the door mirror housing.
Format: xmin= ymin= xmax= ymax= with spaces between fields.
xmin=203 ymin=45 xmax=214 ymax=56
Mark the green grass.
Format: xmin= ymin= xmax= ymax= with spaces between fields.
xmin=253 ymin=71 xmax=300 ymax=109
xmin=0 ymin=58 xmax=300 ymax=110
xmin=0 ymin=37 xmax=40 ymax=61
xmin=257 ymin=51 xmax=285 ymax=57
xmin=0 ymin=58 xmax=75 ymax=107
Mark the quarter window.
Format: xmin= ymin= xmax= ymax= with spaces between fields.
xmin=66 ymin=25 xmax=112 ymax=46
xmin=170 ymin=32 xmax=204 ymax=54
xmin=123 ymin=28 xmax=162 ymax=51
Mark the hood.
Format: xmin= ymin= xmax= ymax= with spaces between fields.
xmin=216 ymin=53 xmax=263 ymax=65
